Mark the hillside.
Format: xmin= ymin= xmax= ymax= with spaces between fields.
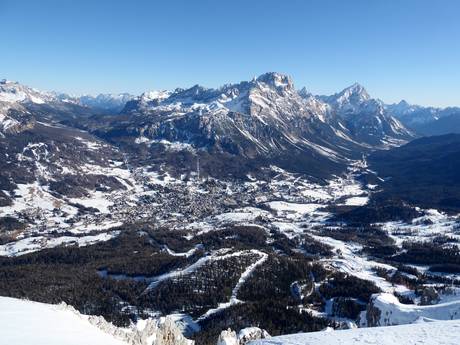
xmin=369 ymin=134 xmax=460 ymax=212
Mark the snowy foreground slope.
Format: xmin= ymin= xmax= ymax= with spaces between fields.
xmin=3 ymin=295 xmax=460 ymax=345
xmin=0 ymin=297 xmax=126 ymax=345
xmin=0 ymin=297 xmax=192 ymax=345
xmin=250 ymin=320 xmax=460 ymax=345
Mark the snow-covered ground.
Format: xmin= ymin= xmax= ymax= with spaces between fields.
xmin=360 ymin=292 xmax=460 ymax=327
xmin=0 ymin=297 xmax=195 ymax=345
xmin=251 ymin=320 xmax=460 ymax=345
xmin=309 ymin=234 xmax=409 ymax=294
xmin=0 ymin=158 xmax=142 ymax=256
xmin=0 ymin=297 xmax=127 ymax=345
xmin=382 ymin=208 xmax=460 ymax=246
xmin=0 ymin=231 xmax=120 ymax=257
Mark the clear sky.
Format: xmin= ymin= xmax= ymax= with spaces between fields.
xmin=1 ymin=0 xmax=459 ymax=106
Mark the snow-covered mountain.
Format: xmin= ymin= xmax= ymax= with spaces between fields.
xmin=113 ymin=73 xmax=414 ymax=179
xmin=386 ymin=99 xmax=460 ymax=133
xmin=124 ymin=75 xmax=412 ymax=150
xmin=0 ymin=79 xmax=100 ymax=134
xmin=320 ymin=83 xmax=372 ymax=113
xmin=78 ymin=93 xmax=135 ymax=113
xmin=318 ymin=83 xmax=413 ymax=146
xmin=0 ymin=79 xmax=56 ymax=105
xmin=386 ymin=100 xmax=440 ymax=126
xmin=0 ymin=79 xmax=55 ymax=135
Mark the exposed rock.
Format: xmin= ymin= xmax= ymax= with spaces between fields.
xmin=217 ymin=329 xmax=238 ymax=345
xmin=57 ymin=303 xmax=194 ymax=345
xmin=363 ymin=299 xmax=382 ymax=327
xmin=237 ymin=327 xmax=270 ymax=344
xmin=217 ymin=327 xmax=270 ymax=345
xmin=156 ymin=317 xmax=194 ymax=345
xmin=419 ymin=286 xmax=440 ymax=306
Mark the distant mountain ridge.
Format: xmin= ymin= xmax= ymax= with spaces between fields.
xmin=77 ymin=93 xmax=135 ymax=113
xmin=386 ymin=99 xmax=460 ymax=135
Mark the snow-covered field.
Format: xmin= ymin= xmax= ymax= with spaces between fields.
xmin=251 ymin=320 xmax=460 ymax=345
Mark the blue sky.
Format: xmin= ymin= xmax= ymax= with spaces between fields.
xmin=1 ymin=0 xmax=459 ymax=106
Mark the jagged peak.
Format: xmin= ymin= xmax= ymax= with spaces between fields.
xmin=185 ymin=84 xmax=209 ymax=94
xmin=0 ymin=79 xmax=15 ymax=85
xmin=255 ymin=72 xmax=294 ymax=91
xmin=166 ymin=84 xmax=213 ymax=101
xmin=338 ymin=82 xmax=370 ymax=100
xmin=139 ymin=90 xmax=171 ymax=102
xmin=298 ymin=86 xmax=312 ymax=98
xmin=398 ymin=99 xmax=410 ymax=106
xmin=0 ymin=79 xmax=55 ymax=105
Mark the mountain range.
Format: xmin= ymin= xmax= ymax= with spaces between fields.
xmin=2 ymin=72 xmax=459 ymax=189
xmin=386 ymin=99 xmax=460 ymax=135
xmin=0 ymin=73 xmax=416 ymax=178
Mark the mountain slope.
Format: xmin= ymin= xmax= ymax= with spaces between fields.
xmin=0 ymin=80 xmax=136 ymax=243
xmin=387 ymin=100 xmax=460 ymax=135
xmin=0 ymin=297 xmax=128 ymax=345
xmin=95 ymin=73 xmax=411 ymax=179
xmin=414 ymin=113 xmax=460 ymax=136
xmin=78 ymin=93 xmax=135 ymax=113
xmin=319 ymin=84 xmax=413 ymax=146
xmin=369 ymin=134 xmax=460 ymax=211
xmin=0 ymin=79 xmax=104 ymax=129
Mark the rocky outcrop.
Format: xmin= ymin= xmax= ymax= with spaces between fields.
xmin=217 ymin=329 xmax=239 ymax=345
xmin=362 ymin=298 xmax=382 ymax=327
xmin=237 ymin=327 xmax=270 ymax=344
xmin=156 ymin=317 xmax=194 ymax=345
xmin=56 ymin=302 xmax=194 ymax=345
xmin=216 ymin=327 xmax=270 ymax=345
xmin=419 ymin=286 xmax=440 ymax=306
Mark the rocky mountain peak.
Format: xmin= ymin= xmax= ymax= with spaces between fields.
xmin=398 ymin=99 xmax=410 ymax=107
xmin=298 ymin=86 xmax=312 ymax=98
xmin=0 ymin=79 xmax=54 ymax=105
xmin=255 ymin=72 xmax=294 ymax=92
xmin=335 ymin=82 xmax=370 ymax=105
